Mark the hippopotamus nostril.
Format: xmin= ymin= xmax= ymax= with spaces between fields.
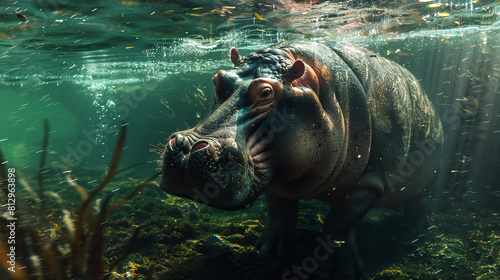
xmin=192 ymin=141 xmax=209 ymax=152
xmin=168 ymin=137 xmax=176 ymax=149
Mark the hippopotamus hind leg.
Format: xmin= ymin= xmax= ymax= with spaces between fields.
xmin=403 ymin=196 xmax=430 ymax=234
xmin=322 ymin=188 xmax=378 ymax=280
xmin=256 ymin=193 xmax=299 ymax=260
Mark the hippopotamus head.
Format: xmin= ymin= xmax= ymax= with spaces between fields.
xmin=161 ymin=45 xmax=341 ymax=210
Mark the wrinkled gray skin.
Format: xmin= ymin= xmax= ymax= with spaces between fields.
xmin=161 ymin=42 xmax=443 ymax=279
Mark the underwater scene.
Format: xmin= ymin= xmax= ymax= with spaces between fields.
xmin=1 ymin=0 xmax=500 ymax=279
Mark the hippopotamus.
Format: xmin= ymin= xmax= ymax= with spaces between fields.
xmin=161 ymin=41 xmax=443 ymax=279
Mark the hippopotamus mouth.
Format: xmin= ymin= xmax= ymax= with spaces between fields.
xmin=161 ymin=128 xmax=271 ymax=210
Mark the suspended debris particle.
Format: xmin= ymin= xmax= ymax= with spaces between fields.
xmin=254 ymin=13 xmax=264 ymax=20
xmin=370 ymin=54 xmax=377 ymax=57
xmin=438 ymin=12 xmax=450 ymax=17
xmin=17 ymin=12 xmax=27 ymax=22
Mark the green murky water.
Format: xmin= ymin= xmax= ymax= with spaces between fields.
xmin=1 ymin=1 xmax=500 ymax=279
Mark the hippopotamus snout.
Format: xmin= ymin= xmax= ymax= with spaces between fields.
xmin=162 ymin=132 xmax=256 ymax=210
xmin=167 ymin=134 xmax=212 ymax=156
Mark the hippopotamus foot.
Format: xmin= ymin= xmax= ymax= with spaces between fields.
xmin=322 ymin=188 xmax=378 ymax=280
xmin=403 ymin=196 xmax=430 ymax=235
xmin=256 ymin=193 xmax=298 ymax=260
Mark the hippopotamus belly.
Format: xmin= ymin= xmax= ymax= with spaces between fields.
xmin=160 ymin=41 xmax=443 ymax=279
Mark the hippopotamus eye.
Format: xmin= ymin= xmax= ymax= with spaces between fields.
xmin=260 ymin=88 xmax=273 ymax=99
xmin=247 ymin=79 xmax=281 ymax=113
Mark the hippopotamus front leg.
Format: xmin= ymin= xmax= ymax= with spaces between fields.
xmin=323 ymin=188 xmax=378 ymax=280
xmin=256 ymin=193 xmax=299 ymax=259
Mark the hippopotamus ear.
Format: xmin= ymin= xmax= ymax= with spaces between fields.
xmin=230 ymin=48 xmax=240 ymax=65
xmin=288 ymin=59 xmax=305 ymax=81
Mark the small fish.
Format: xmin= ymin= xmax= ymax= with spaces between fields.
xmin=428 ymin=3 xmax=443 ymax=8
xmin=17 ymin=12 xmax=27 ymax=22
xmin=317 ymin=214 xmax=324 ymax=224
xmin=254 ymin=12 xmax=264 ymax=21
xmin=462 ymin=109 xmax=476 ymax=116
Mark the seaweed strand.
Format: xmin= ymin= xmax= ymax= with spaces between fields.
xmin=29 ymin=226 xmax=64 ymax=280
xmin=86 ymin=195 xmax=113 ymax=280
xmin=71 ymin=124 xmax=127 ymax=275
xmin=62 ymin=158 xmax=89 ymax=201
xmin=0 ymin=231 xmax=29 ymax=280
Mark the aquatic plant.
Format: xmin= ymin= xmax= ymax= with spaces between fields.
xmin=0 ymin=121 xmax=159 ymax=280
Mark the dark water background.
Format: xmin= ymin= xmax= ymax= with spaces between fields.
xmin=1 ymin=0 xmax=500 ymax=279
